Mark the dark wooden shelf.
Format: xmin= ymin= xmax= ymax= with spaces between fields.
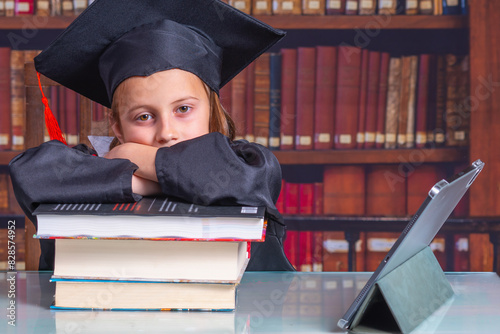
xmin=0 ymin=14 xmax=468 ymax=30
xmin=273 ymin=147 xmax=468 ymax=165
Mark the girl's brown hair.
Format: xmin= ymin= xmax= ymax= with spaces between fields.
xmin=109 ymin=85 xmax=235 ymax=150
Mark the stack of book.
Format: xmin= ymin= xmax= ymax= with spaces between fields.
xmin=33 ymin=197 xmax=267 ymax=311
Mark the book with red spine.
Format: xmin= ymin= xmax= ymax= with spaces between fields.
xmin=356 ymin=49 xmax=370 ymax=149
xmin=0 ymin=47 xmax=11 ymax=150
xmin=366 ymin=164 xmax=406 ymax=216
xmin=324 ymin=165 xmax=366 ymax=215
xmin=299 ymin=183 xmax=314 ymax=215
xmin=253 ymin=0 xmax=272 ymax=14
xmin=299 ymin=231 xmax=313 ymax=271
xmin=276 ymin=179 xmax=286 ymax=213
xmin=326 ymin=0 xmax=346 ymax=14
xmin=14 ymin=0 xmax=34 ymax=15
xmin=295 ymin=47 xmax=316 ymax=150
xmin=283 ymin=230 xmax=299 ymax=270
xmin=375 ymin=52 xmax=390 ymax=149
xmin=272 ymin=0 xmax=302 ymax=14
xmin=313 ymin=182 xmax=324 ymax=215
xmin=314 ymin=46 xmax=337 ymax=150
xmin=231 ymin=68 xmax=247 ymax=140
xmin=284 ymin=182 xmax=299 ymax=215
xmin=415 ymin=54 xmax=432 ymax=149
xmin=302 ymin=0 xmax=325 ymax=14
xmin=363 ymin=51 xmax=381 ymax=149
xmin=280 ymin=48 xmax=297 ymax=150
xmin=454 ymin=234 xmax=470 ymax=271
xmin=334 ymin=46 xmax=362 ymax=149
xmin=254 ymin=53 xmax=270 ymax=147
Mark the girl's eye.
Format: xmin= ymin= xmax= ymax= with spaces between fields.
xmin=137 ymin=114 xmax=152 ymax=121
xmin=177 ymin=106 xmax=191 ymax=114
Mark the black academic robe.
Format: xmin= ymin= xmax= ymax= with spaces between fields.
xmin=9 ymin=132 xmax=295 ymax=271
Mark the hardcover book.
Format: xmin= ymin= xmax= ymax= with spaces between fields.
xmin=33 ymin=197 xmax=267 ymax=241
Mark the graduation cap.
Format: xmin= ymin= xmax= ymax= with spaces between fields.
xmin=34 ymin=0 xmax=286 ymax=110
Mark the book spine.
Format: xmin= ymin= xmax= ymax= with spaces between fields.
xmin=326 ymin=0 xmax=346 ymax=14
xmin=283 ymin=230 xmax=299 ymax=270
xmin=323 ymin=165 xmax=366 ymax=215
xmin=231 ymin=68 xmax=247 ymax=140
xmin=314 ymin=46 xmax=336 ymax=150
xmin=72 ymin=0 xmax=86 ymax=14
xmin=0 ymin=1 xmax=5 ymax=16
xmin=397 ymin=56 xmax=411 ymax=148
xmin=345 ymin=0 xmax=358 ymax=14
xmin=434 ymin=54 xmax=447 ymax=147
xmin=378 ymin=0 xmax=397 ymax=14
xmin=50 ymin=0 xmax=61 ymax=16
xmin=323 ymin=232 xmax=348 ymax=271
xmin=425 ymin=54 xmax=437 ymax=146
xmin=302 ymin=0 xmax=325 ymax=15
xmin=335 ymin=46 xmax=362 ymax=149
xmin=0 ymin=48 xmax=11 ymax=150
xmin=364 ymin=51 xmax=381 ymax=149
xmin=245 ymin=61 xmax=256 ymax=142
xmin=14 ymin=0 xmax=34 ymax=15
xmin=415 ymin=54 xmax=431 ymax=149
xmin=284 ymin=182 xmax=299 ymax=214
xmin=0 ymin=172 xmax=8 ymax=211
xmin=253 ymin=0 xmax=272 ymax=14
xmin=295 ymin=47 xmax=316 ymax=150
xmin=5 ymin=0 xmax=14 ymax=16
xmin=312 ymin=230 xmax=323 ymax=271
xmin=61 ymin=0 xmax=73 ymax=15
xmin=299 ymin=183 xmax=314 ymax=215
xmin=419 ymin=0 xmax=434 ymax=14
xmin=299 ymin=231 xmax=313 ymax=271
xmin=273 ymin=0 xmax=302 ymax=14
xmin=254 ymin=53 xmax=271 ymax=147
xmin=313 ymin=182 xmax=324 ymax=215
xmin=356 ymin=49 xmax=369 ymax=149
xmin=405 ymin=55 xmax=418 ymax=149
xmin=442 ymin=0 xmax=461 ymax=15
xmin=366 ymin=164 xmax=406 ymax=216
xmin=280 ymin=49 xmax=298 ymax=150
xmin=64 ymin=87 xmax=79 ymax=146
xmin=454 ymin=234 xmax=470 ymax=271
xmin=375 ymin=52 xmax=390 ymax=149
xmin=10 ymin=50 xmax=24 ymax=151
xmin=269 ymin=53 xmax=282 ymax=150
xmin=359 ymin=0 xmax=376 ymax=15
xmin=36 ymin=0 xmax=50 ymax=15
xmin=229 ymin=0 xmax=251 ymax=14
xmin=384 ymin=57 xmax=402 ymax=149
xmin=405 ymin=0 xmax=419 ymax=14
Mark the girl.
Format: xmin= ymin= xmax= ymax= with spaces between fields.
xmin=9 ymin=0 xmax=294 ymax=271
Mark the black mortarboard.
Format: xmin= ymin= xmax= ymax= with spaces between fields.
xmin=34 ymin=0 xmax=285 ymax=108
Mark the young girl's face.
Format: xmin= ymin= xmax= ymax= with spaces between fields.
xmin=111 ymin=69 xmax=211 ymax=148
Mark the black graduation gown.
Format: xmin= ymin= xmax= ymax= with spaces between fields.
xmin=9 ymin=132 xmax=295 ymax=271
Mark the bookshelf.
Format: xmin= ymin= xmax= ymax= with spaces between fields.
xmin=1 ymin=0 xmax=499 ymax=272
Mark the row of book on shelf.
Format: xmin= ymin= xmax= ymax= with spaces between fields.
xmin=0 ymin=0 xmax=468 ymax=17
xmin=0 ymin=46 xmax=470 ymax=152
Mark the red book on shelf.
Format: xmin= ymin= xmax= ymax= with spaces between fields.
xmin=276 ymin=179 xmax=286 ymax=213
xmin=284 ymin=182 xmax=299 ymax=215
xmin=406 ymin=164 xmax=446 ymax=215
xmin=415 ymin=54 xmax=431 ymax=149
xmin=299 ymin=231 xmax=313 ymax=272
xmin=10 ymin=50 xmax=25 ymax=150
xmin=324 ymin=165 xmax=366 ymax=215
xmin=366 ymin=164 xmax=406 ymax=216
xmin=295 ymin=47 xmax=316 ymax=150
xmin=231 ymin=68 xmax=247 ymax=140
xmin=14 ymin=0 xmax=35 ymax=15
xmin=312 ymin=231 xmax=324 ymax=272
xmin=280 ymin=49 xmax=297 ymax=150
xmin=64 ymin=87 xmax=79 ymax=146
xmin=313 ymin=182 xmax=324 ymax=215
xmin=363 ymin=51 xmax=381 ymax=149
xmin=245 ymin=61 xmax=256 ymax=142
xmin=326 ymin=0 xmax=346 ymax=14
xmin=314 ymin=46 xmax=337 ymax=150
xmin=356 ymin=49 xmax=369 ymax=149
xmin=375 ymin=52 xmax=390 ymax=149
xmin=299 ymin=183 xmax=314 ymax=215
xmin=284 ymin=230 xmax=299 ymax=270
xmin=335 ymin=46 xmax=362 ymax=149
xmin=0 ymin=48 xmax=11 ymax=151
xmin=254 ymin=53 xmax=271 ymax=147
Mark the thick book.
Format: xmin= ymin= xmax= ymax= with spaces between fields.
xmin=375 ymin=52 xmax=390 ymax=149
xmin=365 ymin=164 xmax=406 ymax=216
xmin=14 ymin=0 xmax=34 ymax=15
xmin=254 ymin=53 xmax=271 ymax=147
xmin=363 ymin=51 xmax=381 ymax=149
xmin=245 ymin=61 xmax=256 ymax=142
xmin=356 ymin=49 xmax=369 ymax=149
xmin=280 ymin=48 xmax=298 ymax=150
xmin=229 ymin=0 xmax=251 ymax=14
xmin=359 ymin=0 xmax=376 ymax=14
xmin=230 ymin=67 xmax=247 ymax=140
xmin=253 ymin=0 xmax=272 ymax=14
xmin=0 ymin=47 xmax=10 ymax=150
xmin=326 ymin=0 xmax=346 ymax=14
xmin=323 ymin=165 xmax=366 ymax=215
xmin=295 ymin=47 xmax=316 ymax=150
xmin=33 ymin=197 xmax=267 ymax=241
xmin=269 ymin=52 xmax=282 ymax=150
xmin=415 ymin=54 xmax=431 ymax=149
xmin=384 ymin=57 xmax=402 ymax=149
xmin=302 ymin=0 xmax=325 ymax=15
xmin=53 ymin=238 xmax=249 ymax=283
xmin=272 ymin=0 xmax=302 ymax=14
xmin=51 ymin=278 xmax=237 ymax=311
xmin=314 ymin=46 xmax=337 ymax=150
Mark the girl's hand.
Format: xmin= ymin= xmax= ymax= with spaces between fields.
xmin=105 ymin=143 xmax=159 ymax=181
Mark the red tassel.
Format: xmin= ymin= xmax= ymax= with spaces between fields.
xmin=37 ymin=72 xmax=67 ymax=145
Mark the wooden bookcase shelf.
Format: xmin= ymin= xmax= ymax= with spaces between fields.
xmin=0 ymin=14 xmax=468 ymax=30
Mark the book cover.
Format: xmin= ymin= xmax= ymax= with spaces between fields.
xmin=283 ymin=230 xmax=299 ymax=270
xmin=231 ymin=68 xmax=247 ymax=140
xmin=312 ymin=230 xmax=323 ymax=272
xmin=335 ymin=46 xmax=362 ymax=149
xmin=356 ymin=49 xmax=369 ymax=149
xmin=384 ymin=57 xmax=402 ymax=149
xmin=323 ymin=165 xmax=366 ymax=215
xmin=33 ymin=197 xmax=267 ymax=241
xmin=326 ymin=0 xmax=346 ymax=14
xmin=253 ymin=0 xmax=272 ymax=14
xmin=397 ymin=56 xmax=412 ymax=148
xmin=254 ymin=53 xmax=271 ymax=147
xmin=415 ymin=54 xmax=431 ymax=149
xmin=280 ymin=48 xmax=298 ymax=150
xmin=314 ymin=46 xmax=337 ymax=150
xmin=363 ymin=50 xmax=381 ymax=149
xmin=405 ymin=55 xmax=418 ymax=149
xmin=426 ymin=54 xmax=438 ymax=146
xmin=0 ymin=48 xmax=10 ymax=150
xmin=299 ymin=231 xmax=313 ymax=271
xmin=272 ymin=0 xmax=302 ymax=14
xmin=375 ymin=52 xmax=390 ymax=149
xmin=269 ymin=52 xmax=282 ymax=150
xmin=295 ymin=47 xmax=316 ymax=150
